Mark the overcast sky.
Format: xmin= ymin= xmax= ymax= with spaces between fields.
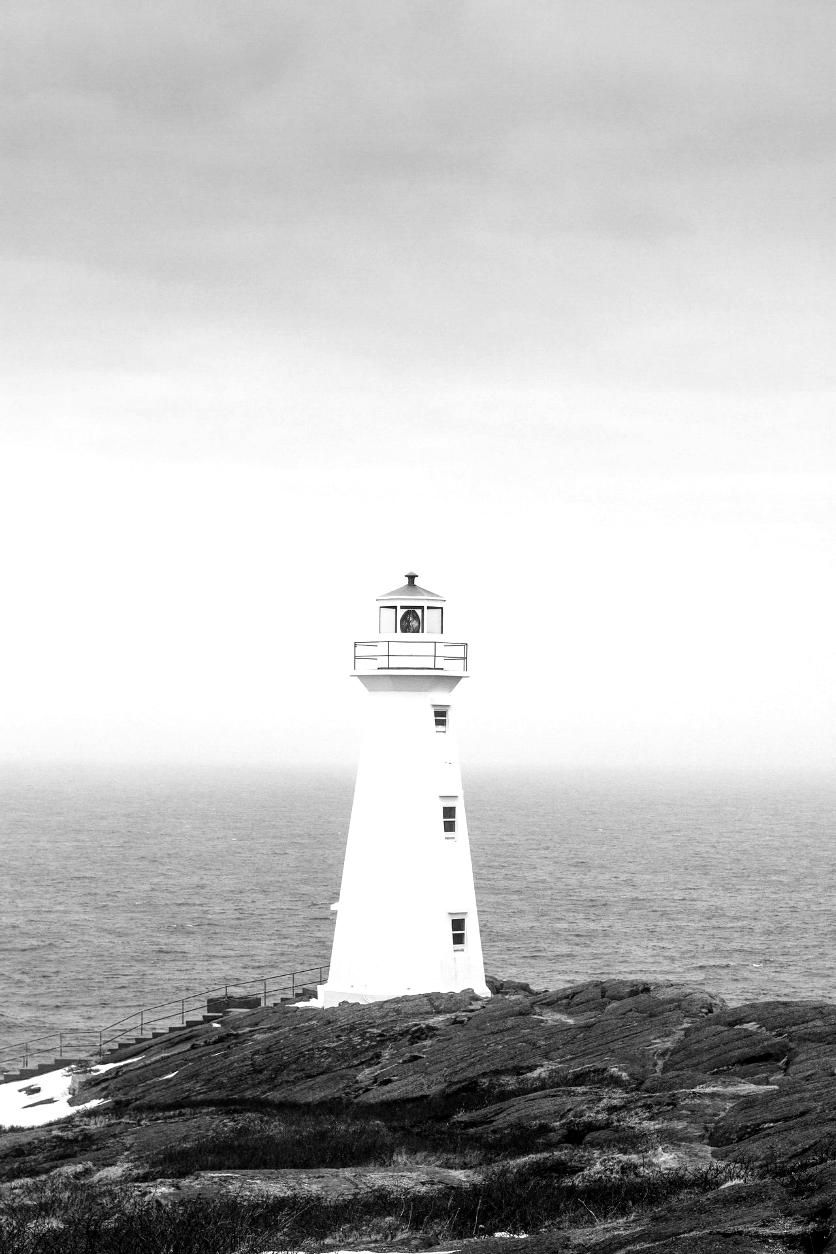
xmin=1 ymin=1 xmax=834 ymax=772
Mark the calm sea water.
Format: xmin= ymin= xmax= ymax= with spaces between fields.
xmin=0 ymin=766 xmax=833 ymax=1054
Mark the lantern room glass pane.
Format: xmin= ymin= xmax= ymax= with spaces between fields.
xmin=379 ymin=606 xmax=396 ymax=633
xmin=399 ymin=607 xmax=423 ymax=633
xmin=426 ymin=606 xmax=443 ymax=634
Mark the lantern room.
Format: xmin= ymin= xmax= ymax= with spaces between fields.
xmin=376 ymin=572 xmax=445 ymax=636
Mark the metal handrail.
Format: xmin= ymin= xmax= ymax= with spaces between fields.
xmin=0 ymin=1029 xmax=102 ymax=1071
xmin=0 ymin=961 xmax=330 ymax=1073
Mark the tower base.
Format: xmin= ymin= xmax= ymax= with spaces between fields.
xmin=318 ymin=981 xmax=490 ymax=1008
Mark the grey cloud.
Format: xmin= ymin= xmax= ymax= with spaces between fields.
xmin=3 ymin=0 xmax=836 ymax=396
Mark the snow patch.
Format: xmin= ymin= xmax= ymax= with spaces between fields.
xmin=0 ymin=1056 xmax=141 ymax=1130
xmin=92 ymin=1057 xmax=143 ymax=1075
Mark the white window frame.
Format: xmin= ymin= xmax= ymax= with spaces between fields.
xmin=450 ymin=914 xmax=467 ymax=950
xmin=433 ymin=706 xmax=449 ymax=733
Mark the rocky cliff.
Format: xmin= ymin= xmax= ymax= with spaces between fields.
xmin=1 ymin=978 xmax=834 ymax=1253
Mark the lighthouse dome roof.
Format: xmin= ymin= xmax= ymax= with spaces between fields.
xmin=376 ymin=572 xmax=445 ymax=602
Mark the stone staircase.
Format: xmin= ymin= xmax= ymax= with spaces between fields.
xmin=3 ymin=1057 xmax=91 ymax=1084
xmin=2 ymin=966 xmax=327 ymax=1085
xmin=3 ymin=1014 xmax=237 ymax=1082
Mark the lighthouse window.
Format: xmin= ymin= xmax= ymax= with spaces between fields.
xmin=433 ymin=707 xmax=449 ymax=732
xmin=379 ymin=606 xmax=397 ymax=633
xmin=451 ymin=916 xmax=466 ymax=949
xmin=399 ymin=607 xmax=423 ymax=633
xmin=426 ymin=606 xmax=443 ymax=634
xmin=442 ymin=804 xmax=457 ymax=834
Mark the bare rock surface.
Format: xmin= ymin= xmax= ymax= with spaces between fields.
xmin=0 ymin=978 xmax=833 ymax=1252
xmin=139 ymin=1163 xmax=480 ymax=1202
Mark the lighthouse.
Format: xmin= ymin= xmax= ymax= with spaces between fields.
xmin=319 ymin=573 xmax=490 ymax=1006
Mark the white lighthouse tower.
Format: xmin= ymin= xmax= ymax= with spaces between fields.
xmin=319 ymin=573 xmax=490 ymax=1006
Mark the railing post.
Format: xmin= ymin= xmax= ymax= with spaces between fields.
xmin=58 ymin=1032 xmax=63 ymax=1058
xmin=291 ymin=972 xmax=295 ymax=999
xmin=319 ymin=967 xmax=323 ymax=983
xmin=181 ymin=999 xmax=185 ymax=1025
xmin=262 ymin=979 xmax=267 ymax=1007
xmin=140 ymin=1009 xmax=144 ymax=1035
xmin=99 ymin=1031 xmax=103 ymax=1060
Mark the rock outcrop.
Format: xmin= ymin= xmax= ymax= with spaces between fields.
xmin=0 ymin=978 xmax=833 ymax=1252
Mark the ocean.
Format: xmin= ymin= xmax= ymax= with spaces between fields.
xmin=1 ymin=766 xmax=833 ymax=1058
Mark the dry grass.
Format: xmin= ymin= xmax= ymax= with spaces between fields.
xmin=0 ymin=1157 xmax=746 ymax=1253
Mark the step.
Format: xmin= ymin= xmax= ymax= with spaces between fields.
xmin=206 ymin=994 xmax=261 ymax=1016
xmin=9 ymin=1068 xmax=42 ymax=1081
xmin=167 ymin=1024 xmax=188 ymax=1033
xmin=184 ymin=1018 xmax=205 ymax=1028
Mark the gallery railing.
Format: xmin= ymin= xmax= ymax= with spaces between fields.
xmin=354 ymin=640 xmax=468 ymax=672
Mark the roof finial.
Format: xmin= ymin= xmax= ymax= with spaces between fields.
xmin=405 ymin=572 xmax=418 ymax=586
